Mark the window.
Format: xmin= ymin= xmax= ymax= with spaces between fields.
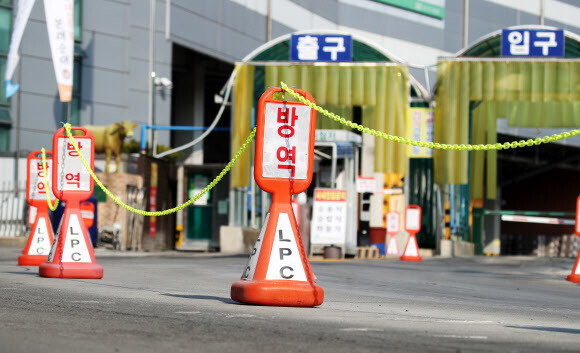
xmin=0 ymin=1 xmax=12 ymax=151
xmin=74 ymin=0 xmax=82 ymax=43
xmin=63 ymin=1 xmax=82 ymax=125
xmin=67 ymin=56 xmax=82 ymax=125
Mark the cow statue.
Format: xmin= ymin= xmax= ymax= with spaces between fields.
xmin=83 ymin=121 xmax=138 ymax=173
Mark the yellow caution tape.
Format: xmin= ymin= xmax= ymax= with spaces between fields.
xmin=41 ymin=148 xmax=60 ymax=211
xmin=280 ymin=82 xmax=580 ymax=151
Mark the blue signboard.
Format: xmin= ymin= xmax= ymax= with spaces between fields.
xmin=501 ymin=29 xmax=565 ymax=57
xmin=290 ymin=34 xmax=352 ymax=62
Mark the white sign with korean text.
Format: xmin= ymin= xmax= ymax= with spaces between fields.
xmin=29 ymin=158 xmax=55 ymax=200
xmin=56 ymin=137 xmax=92 ymax=192
xmin=310 ymin=189 xmax=348 ymax=245
xmin=262 ymin=103 xmax=311 ymax=180
xmin=44 ymin=0 xmax=74 ymax=102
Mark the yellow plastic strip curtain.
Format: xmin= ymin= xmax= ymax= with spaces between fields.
xmin=230 ymin=64 xmax=254 ymax=188
xmin=263 ymin=64 xmax=409 ymax=174
xmin=435 ymin=59 xmax=580 ymax=199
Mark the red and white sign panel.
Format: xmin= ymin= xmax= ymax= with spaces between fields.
xmin=28 ymin=157 xmax=55 ymax=201
xmin=80 ymin=201 xmax=95 ymax=229
xmin=311 ymin=189 xmax=347 ymax=245
xmin=386 ymin=212 xmax=400 ymax=234
xmin=576 ymin=196 xmax=580 ymax=236
xmin=262 ymin=104 xmax=311 ymax=180
xmin=56 ymin=137 xmax=93 ymax=192
xmin=356 ymin=176 xmax=376 ymax=193
xmin=405 ymin=205 xmax=421 ymax=233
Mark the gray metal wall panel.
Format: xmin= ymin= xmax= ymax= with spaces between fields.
xmin=81 ymin=67 xmax=127 ymax=107
xmin=83 ymin=0 xmax=129 ymax=37
xmin=83 ymin=32 xmax=128 ymax=72
xmin=292 ymin=0 xmax=339 ymax=23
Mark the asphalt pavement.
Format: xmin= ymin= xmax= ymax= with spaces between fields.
xmin=1 ymin=246 xmax=579 ymax=353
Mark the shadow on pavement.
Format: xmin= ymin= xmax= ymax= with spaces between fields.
xmin=506 ymin=325 xmax=580 ymax=335
xmin=4 ymin=270 xmax=38 ymax=276
xmin=161 ymin=293 xmax=240 ymax=305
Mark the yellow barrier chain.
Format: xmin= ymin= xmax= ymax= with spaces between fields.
xmin=43 ymin=85 xmax=580 ymax=216
xmin=280 ymin=82 xmax=580 ymax=151
xmin=42 ymin=123 xmax=256 ymax=216
xmin=41 ymin=148 xmax=60 ymax=211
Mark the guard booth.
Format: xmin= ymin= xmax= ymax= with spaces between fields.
xmin=309 ymin=130 xmax=361 ymax=257
xmin=434 ymin=25 xmax=580 ymax=256
xmin=175 ymin=164 xmax=230 ymax=251
xmin=228 ymin=30 xmax=431 ymax=256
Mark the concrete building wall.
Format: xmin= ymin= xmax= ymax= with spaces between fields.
xmin=6 ymin=0 xmax=580 ymax=158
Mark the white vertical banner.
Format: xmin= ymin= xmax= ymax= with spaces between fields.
xmin=44 ymin=0 xmax=73 ymax=102
xmin=4 ymin=0 xmax=36 ymax=98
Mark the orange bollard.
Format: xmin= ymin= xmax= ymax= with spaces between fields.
xmin=567 ymin=250 xmax=580 ymax=283
xmin=19 ymin=151 xmax=56 ymax=266
xmin=231 ymin=87 xmax=323 ymax=307
xmin=40 ymin=127 xmax=103 ymax=279
xmin=400 ymin=205 xmax=423 ymax=262
xmin=400 ymin=233 xmax=422 ymax=262
xmin=386 ymin=212 xmax=400 ymax=256
xmin=567 ymin=196 xmax=580 ymax=283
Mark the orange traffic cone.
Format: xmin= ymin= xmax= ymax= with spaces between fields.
xmin=231 ymin=199 xmax=323 ymax=307
xmin=40 ymin=203 xmax=103 ymax=279
xmin=386 ymin=235 xmax=399 ymax=256
xmin=567 ymin=250 xmax=580 ymax=283
xmin=19 ymin=204 xmax=54 ymax=266
xmin=39 ymin=126 xmax=102 ymax=279
xmin=20 ymin=150 xmax=56 ymax=266
xmin=400 ymin=233 xmax=422 ymax=262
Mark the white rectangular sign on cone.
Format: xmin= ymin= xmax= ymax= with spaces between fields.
xmin=56 ymin=137 xmax=92 ymax=191
xmin=27 ymin=217 xmax=51 ymax=255
xmin=4 ymin=0 xmax=36 ymax=98
xmin=262 ymin=104 xmax=312 ymax=180
xmin=60 ymin=214 xmax=91 ymax=263
xmin=44 ymin=0 xmax=74 ymax=102
xmin=266 ymin=213 xmax=307 ymax=281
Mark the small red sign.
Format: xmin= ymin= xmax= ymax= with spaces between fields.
xmin=52 ymin=127 xmax=95 ymax=202
xmin=386 ymin=212 xmax=400 ymax=235
xmin=575 ymin=196 xmax=580 ymax=237
xmin=26 ymin=150 xmax=56 ymax=207
xmin=80 ymin=201 xmax=95 ymax=229
xmin=254 ymin=88 xmax=317 ymax=199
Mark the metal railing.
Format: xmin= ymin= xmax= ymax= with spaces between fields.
xmin=0 ymin=180 xmax=27 ymax=237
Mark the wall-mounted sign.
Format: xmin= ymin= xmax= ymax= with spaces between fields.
xmin=310 ymin=189 xmax=347 ymax=245
xmin=290 ymin=34 xmax=352 ymax=62
xmin=370 ymin=0 xmax=445 ymax=20
xmin=356 ymin=176 xmax=376 ymax=193
xmin=501 ymin=29 xmax=564 ymax=57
